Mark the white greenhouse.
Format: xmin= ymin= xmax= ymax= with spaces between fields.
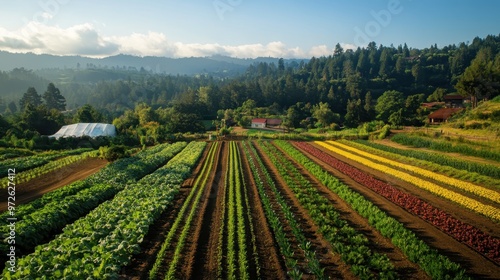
xmin=49 ymin=123 xmax=117 ymax=139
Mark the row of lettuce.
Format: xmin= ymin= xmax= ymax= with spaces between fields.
xmin=2 ymin=142 xmax=206 ymax=279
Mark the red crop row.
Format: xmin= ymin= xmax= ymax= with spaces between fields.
xmin=293 ymin=141 xmax=500 ymax=264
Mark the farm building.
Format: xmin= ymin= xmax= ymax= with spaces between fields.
xmin=251 ymin=118 xmax=267 ymax=128
xmin=49 ymin=123 xmax=117 ymax=139
xmin=428 ymin=108 xmax=463 ymax=124
xmin=251 ymin=118 xmax=283 ymax=128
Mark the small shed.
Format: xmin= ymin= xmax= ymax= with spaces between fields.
xmin=428 ymin=108 xmax=463 ymax=124
xmin=251 ymin=118 xmax=267 ymax=128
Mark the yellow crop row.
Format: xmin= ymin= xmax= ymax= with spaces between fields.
xmin=315 ymin=141 xmax=500 ymax=221
xmin=326 ymin=141 xmax=500 ymax=205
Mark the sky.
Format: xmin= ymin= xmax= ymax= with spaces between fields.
xmin=0 ymin=0 xmax=499 ymax=58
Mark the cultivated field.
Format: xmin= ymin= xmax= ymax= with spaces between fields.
xmin=1 ymin=140 xmax=499 ymax=279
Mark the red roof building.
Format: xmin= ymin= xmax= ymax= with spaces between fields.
xmin=428 ymin=108 xmax=463 ymax=124
xmin=251 ymin=118 xmax=267 ymax=128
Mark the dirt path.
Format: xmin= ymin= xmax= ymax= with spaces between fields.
xmin=308 ymin=142 xmax=500 ymax=279
xmin=194 ymin=141 xmax=228 ymax=279
xmin=0 ymin=158 xmax=108 ymax=212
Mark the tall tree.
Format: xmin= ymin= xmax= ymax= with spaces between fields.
xmin=43 ymin=83 xmax=66 ymax=111
xmin=456 ymin=48 xmax=500 ymax=108
xmin=19 ymin=87 xmax=42 ymax=110
xmin=312 ymin=102 xmax=339 ymax=127
xmin=375 ymin=90 xmax=405 ymax=123
xmin=73 ymin=104 xmax=103 ymax=123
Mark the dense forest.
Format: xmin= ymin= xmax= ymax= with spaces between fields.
xmin=0 ymin=34 xmax=499 ymax=148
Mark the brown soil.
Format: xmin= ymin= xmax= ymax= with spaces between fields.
xmin=0 ymin=158 xmax=108 ymax=212
xmin=307 ymin=142 xmax=500 ymax=279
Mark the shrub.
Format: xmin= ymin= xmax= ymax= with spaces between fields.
xmin=99 ymin=145 xmax=129 ymax=162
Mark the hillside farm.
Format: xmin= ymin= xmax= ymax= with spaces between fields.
xmin=1 ymin=138 xmax=499 ymax=279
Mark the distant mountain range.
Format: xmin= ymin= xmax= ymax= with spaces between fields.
xmin=0 ymin=51 xmax=306 ymax=76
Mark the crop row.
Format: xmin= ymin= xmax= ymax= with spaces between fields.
xmin=294 ymin=141 xmax=500 ymax=264
xmin=3 ymin=141 xmax=206 ymax=279
xmin=0 ymin=142 xmax=187 ymax=261
xmin=148 ymin=142 xmax=215 ymax=280
xmin=328 ymin=141 xmax=500 ymax=204
xmin=0 ymin=148 xmax=93 ymax=176
xmin=352 ymin=139 xmax=500 ymax=180
xmin=317 ymin=141 xmax=500 ymax=221
xmin=276 ymin=140 xmax=469 ymax=279
xmin=259 ymin=141 xmax=396 ymax=279
xmin=0 ymin=150 xmax=98 ymax=188
xmin=391 ymin=134 xmax=500 ymax=162
xmin=247 ymin=141 xmax=327 ymax=279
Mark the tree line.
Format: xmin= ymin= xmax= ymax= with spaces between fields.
xmin=0 ymin=35 xmax=499 ymax=148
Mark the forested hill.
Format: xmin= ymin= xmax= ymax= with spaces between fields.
xmin=0 ymin=51 xmax=295 ymax=75
xmin=1 ymin=34 xmax=499 ymax=128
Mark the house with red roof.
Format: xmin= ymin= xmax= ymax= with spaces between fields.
xmin=428 ymin=108 xmax=463 ymax=124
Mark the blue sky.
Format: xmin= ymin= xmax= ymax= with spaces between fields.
xmin=0 ymin=0 xmax=499 ymax=58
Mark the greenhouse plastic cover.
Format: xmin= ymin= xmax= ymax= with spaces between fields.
xmin=49 ymin=123 xmax=116 ymax=139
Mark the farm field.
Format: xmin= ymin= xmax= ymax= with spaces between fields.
xmin=2 ymin=140 xmax=500 ymax=279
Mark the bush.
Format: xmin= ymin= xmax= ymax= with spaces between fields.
xmin=99 ymin=145 xmax=129 ymax=162
xmin=378 ymin=125 xmax=391 ymax=139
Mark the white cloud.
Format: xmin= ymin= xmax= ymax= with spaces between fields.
xmin=0 ymin=22 xmax=347 ymax=59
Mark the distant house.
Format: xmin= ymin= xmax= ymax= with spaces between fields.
xmin=444 ymin=95 xmax=466 ymax=108
xmin=250 ymin=118 xmax=282 ymax=128
xmin=428 ymin=108 xmax=463 ymax=124
xmin=251 ymin=118 xmax=267 ymax=128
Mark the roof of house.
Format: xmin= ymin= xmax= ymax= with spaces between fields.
xmin=251 ymin=118 xmax=267 ymax=124
xmin=428 ymin=108 xmax=463 ymax=120
xmin=266 ymin=118 xmax=282 ymax=125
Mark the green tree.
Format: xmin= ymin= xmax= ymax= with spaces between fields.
xmin=19 ymin=87 xmax=42 ymax=110
xmin=456 ymin=48 xmax=500 ymax=108
xmin=73 ymin=104 xmax=103 ymax=123
xmin=43 ymin=83 xmax=66 ymax=111
xmin=312 ymin=102 xmax=339 ymax=127
xmin=375 ymin=90 xmax=405 ymax=123
xmin=344 ymin=99 xmax=363 ymax=127
xmin=427 ymin=88 xmax=447 ymax=102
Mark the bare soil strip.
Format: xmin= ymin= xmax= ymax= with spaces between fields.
xmin=191 ymin=141 xmax=228 ymax=279
xmin=308 ymin=142 xmax=500 ymax=279
xmin=0 ymin=157 xmax=108 ymax=212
